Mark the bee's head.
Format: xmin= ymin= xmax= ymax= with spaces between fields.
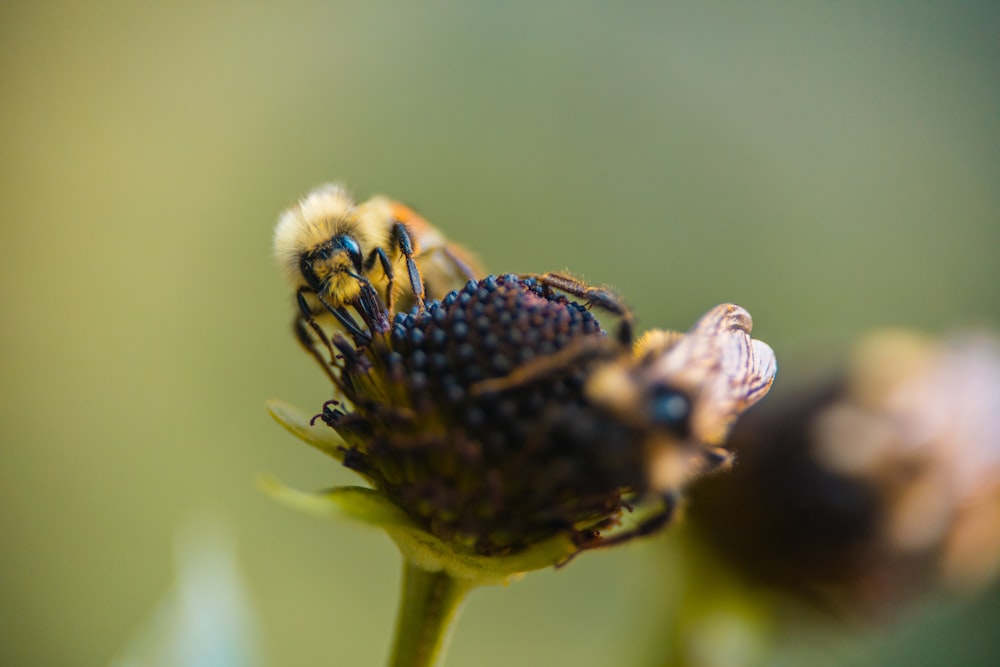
xmin=298 ymin=232 xmax=365 ymax=297
xmin=275 ymin=183 xmax=377 ymax=304
xmin=646 ymin=383 xmax=694 ymax=437
xmin=585 ymin=362 xmax=693 ymax=436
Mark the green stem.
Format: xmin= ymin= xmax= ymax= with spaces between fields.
xmin=387 ymin=559 xmax=476 ymax=667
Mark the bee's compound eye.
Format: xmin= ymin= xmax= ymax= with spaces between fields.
xmin=649 ymin=385 xmax=691 ymax=433
xmin=335 ymin=234 xmax=364 ymax=271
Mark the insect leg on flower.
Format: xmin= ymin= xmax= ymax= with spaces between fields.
xmin=275 ymin=184 xmax=484 ymax=378
xmin=362 ymin=215 xmax=425 ymax=315
xmin=522 ymin=272 xmax=635 ymax=346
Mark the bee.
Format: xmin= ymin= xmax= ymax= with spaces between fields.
xmin=585 ymin=303 xmax=778 ymax=503
xmin=466 ymin=274 xmax=777 ymax=548
xmin=274 ymin=183 xmax=483 ymax=378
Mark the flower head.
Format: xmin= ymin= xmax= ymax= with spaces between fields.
xmin=320 ymin=274 xmax=641 ymax=554
xmin=273 ymin=272 xmax=776 ymax=567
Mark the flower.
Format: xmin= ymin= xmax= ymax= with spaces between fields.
xmin=268 ymin=274 xmax=776 ymax=571
xmin=689 ymin=329 xmax=1000 ymax=614
xmin=265 ymin=268 xmax=775 ymax=667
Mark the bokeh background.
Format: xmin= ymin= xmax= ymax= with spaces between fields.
xmin=2 ymin=1 xmax=999 ymax=665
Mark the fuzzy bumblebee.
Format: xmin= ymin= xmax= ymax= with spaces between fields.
xmin=309 ymin=273 xmax=776 ymax=557
xmin=274 ymin=184 xmax=483 ymax=379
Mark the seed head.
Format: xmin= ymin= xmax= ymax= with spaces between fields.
xmin=317 ymin=275 xmax=641 ymax=554
xmin=311 ymin=274 xmax=775 ymax=558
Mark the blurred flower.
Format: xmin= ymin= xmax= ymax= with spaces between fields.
xmin=689 ymin=329 xmax=1000 ymax=615
xmin=109 ymin=515 xmax=265 ymax=667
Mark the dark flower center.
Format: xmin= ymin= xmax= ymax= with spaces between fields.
xmin=321 ymin=275 xmax=647 ymax=555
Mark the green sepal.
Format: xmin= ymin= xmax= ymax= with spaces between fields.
xmin=258 ymin=474 xmax=578 ymax=585
xmin=383 ymin=524 xmax=578 ymax=585
xmin=258 ymin=475 xmax=416 ymax=529
xmin=266 ymin=398 xmax=348 ymax=462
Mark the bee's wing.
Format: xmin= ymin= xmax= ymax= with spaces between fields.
xmin=652 ymin=304 xmax=777 ymax=443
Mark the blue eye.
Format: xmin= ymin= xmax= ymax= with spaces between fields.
xmin=333 ymin=234 xmax=364 ymax=270
xmin=650 ymin=386 xmax=690 ymax=433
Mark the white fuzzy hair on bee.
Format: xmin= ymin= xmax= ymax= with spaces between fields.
xmin=275 ymin=182 xmax=484 ymax=316
xmin=274 ymin=183 xmax=382 ymax=294
xmin=274 ymin=183 xmax=348 ymax=286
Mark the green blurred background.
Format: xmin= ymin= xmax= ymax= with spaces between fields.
xmin=2 ymin=1 xmax=999 ymax=665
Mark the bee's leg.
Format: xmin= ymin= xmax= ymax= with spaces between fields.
xmin=316 ymin=292 xmax=373 ymax=347
xmin=389 ymin=221 xmax=426 ymax=312
xmin=331 ymin=307 xmax=373 ymax=347
xmin=296 ymin=290 xmax=338 ymax=355
xmin=469 ymin=336 xmax=615 ymax=397
xmin=293 ymin=311 xmax=338 ymax=384
xmin=574 ymin=494 xmax=676 ymax=553
xmin=522 ymin=273 xmax=633 ymax=347
xmin=368 ymin=247 xmax=396 ymax=313
xmin=353 ymin=279 xmax=390 ymax=335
